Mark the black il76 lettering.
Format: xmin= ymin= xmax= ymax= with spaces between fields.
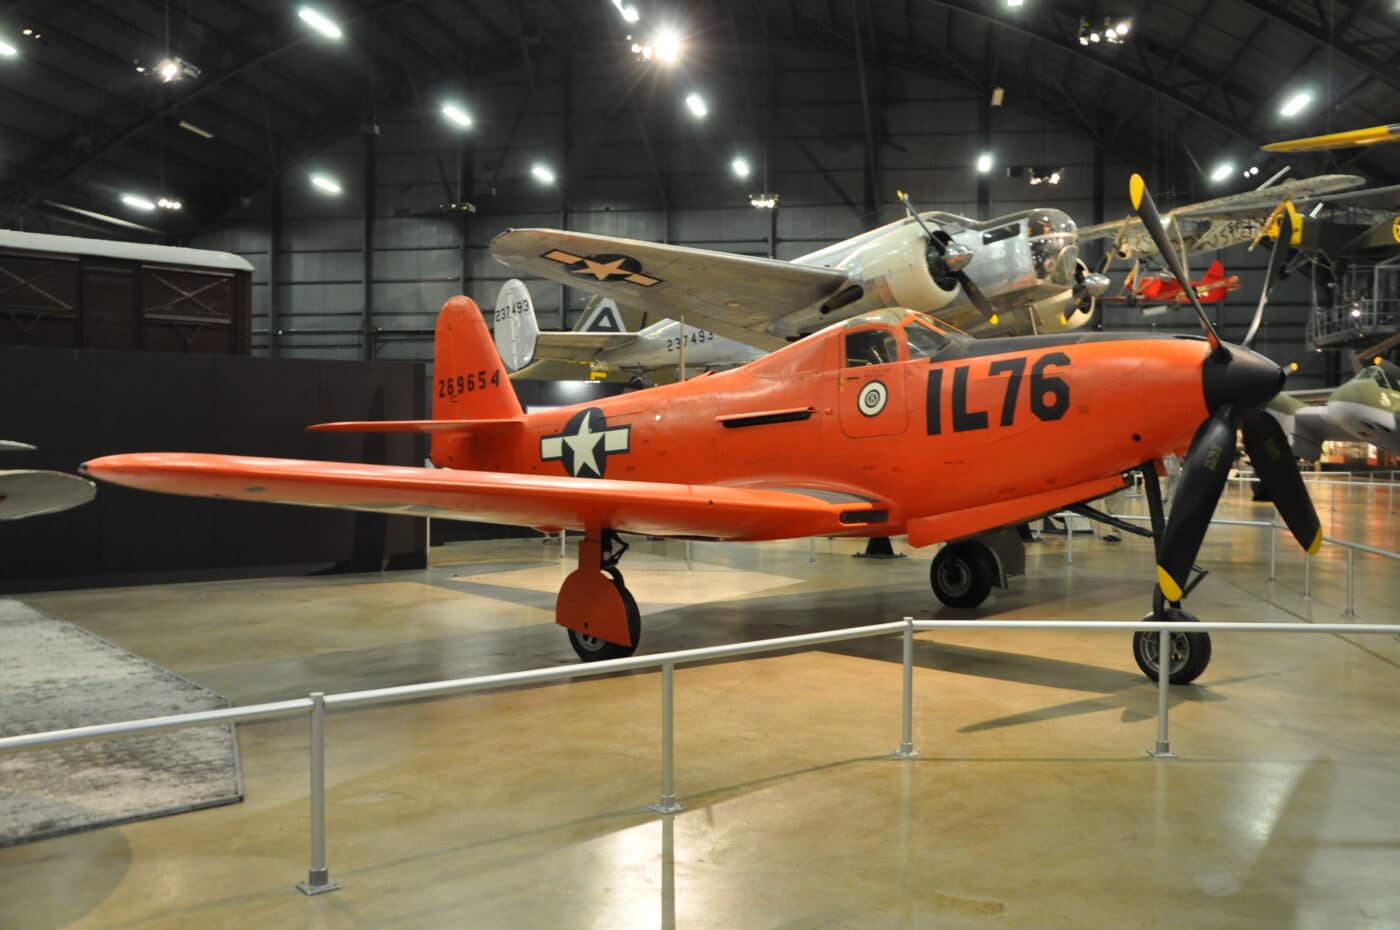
xmin=925 ymin=352 xmax=1070 ymax=436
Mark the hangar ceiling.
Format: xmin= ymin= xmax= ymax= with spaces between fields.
xmin=1 ymin=0 xmax=1397 ymax=240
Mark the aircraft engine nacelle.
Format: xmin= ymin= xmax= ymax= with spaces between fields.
xmin=853 ymin=223 xmax=963 ymax=313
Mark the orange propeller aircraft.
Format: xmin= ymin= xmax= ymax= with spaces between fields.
xmin=81 ymin=176 xmax=1321 ymax=684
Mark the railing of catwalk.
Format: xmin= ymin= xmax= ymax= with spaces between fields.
xmin=0 ymin=475 xmax=1396 ymax=896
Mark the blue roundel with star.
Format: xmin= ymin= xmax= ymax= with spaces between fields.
xmin=539 ymin=408 xmax=631 ymax=478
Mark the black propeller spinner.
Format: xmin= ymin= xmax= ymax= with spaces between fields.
xmin=1128 ymin=173 xmax=1322 ymax=602
xmin=897 ymin=190 xmax=998 ymax=323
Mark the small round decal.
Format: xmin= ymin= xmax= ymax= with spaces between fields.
xmin=858 ymin=381 xmax=888 ymax=417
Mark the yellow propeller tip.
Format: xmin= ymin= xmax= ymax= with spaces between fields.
xmin=1129 ymin=173 xmax=1146 ymax=210
xmin=1306 ymin=527 xmax=1322 ymax=556
xmin=897 ymin=189 xmax=906 ymax=199
xmin=1156 ymin=566 xmax=1184 ymax=603
xmin=1059 ymin=314 xmax=1068 ymax=326
xmin=989 ymin=313 xmax=999 ymax=326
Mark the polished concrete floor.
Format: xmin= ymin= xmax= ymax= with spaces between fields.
xmin=0 ymin=481 xmax=1397 ymax=929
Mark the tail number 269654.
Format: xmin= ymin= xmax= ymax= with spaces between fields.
xmin=438 ymin=369 xmax=501 ymax=398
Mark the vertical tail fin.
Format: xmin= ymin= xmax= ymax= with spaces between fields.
xmin=492 ymin=279 xmax=540 ymax=373
xmin=1201 ymin=259 xmax=1225 ymax=283
xmin=434 ymin=296 xmax=524 ymax=421
xmin=576 ymin=296 xmax=628 ymax=333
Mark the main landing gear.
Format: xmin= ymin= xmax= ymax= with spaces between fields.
xmin=557 ymin=530 xmax=641 ymax=662
xmin=1132 ymin=463 xmax=1212 ymax=684
xmin=928 ymin=526 xmax=1025 ymax=609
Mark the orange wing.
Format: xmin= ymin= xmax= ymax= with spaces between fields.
xmin=81 ymin=453 xmax=884 ymax=541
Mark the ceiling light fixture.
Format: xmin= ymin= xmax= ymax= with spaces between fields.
xmin=155 ymin=56 xmax=200 ymax=82
xmin=749 ymin=193 xmax=779 ymax=209
xmin=610 ymin=0 xmax=640 ymax=23
xmin=653 ymin=28 xmax=682 ymax=65
xmin=121 ymin=193 xmax=157 ymax=212
xmin=0 ymin=38 xmax=15 ymax=57
xmin=310 ymin=173 xmax=342 ymax=195
xmin=441 ymin=102 xmax=473 ymax=128
xmin=685 ymin=92 xmax=708 ymax=118
xmin=976 ymin=152 xmax=994 ymax=174
xmin=1280 ymin=90 xmax=1313 ymax=118
xmin=731 ymin=156 xmax=751 ymax=179
xmin=156 ymin=197 xmax=183 ymax=211
xmin=531 ymin=163 xmax=557 ymax=185
xmin=1209 ymin=161 xmax=1235 ymax=183
xmin=298 ymin=6 xmax=344 ymax=40
xmin=179 ymin=120 xmax=214 ymax=139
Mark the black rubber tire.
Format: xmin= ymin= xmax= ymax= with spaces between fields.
xmin=567 ymin=568 xmax=642 ymax=662
xmin=1132 ymin=608 xmax=1212 ymax=685
xmin=930 ymin=542 xmax=994 ymax=609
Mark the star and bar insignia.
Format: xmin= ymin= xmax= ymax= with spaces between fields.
xmin=542 ymin=250 xmax=662 ymax=287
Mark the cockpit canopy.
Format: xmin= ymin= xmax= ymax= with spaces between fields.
xmin=1359 ymin=362 xmax=1400 ymax=391
xmin=841 ymin=308 xmax=971 ymax=367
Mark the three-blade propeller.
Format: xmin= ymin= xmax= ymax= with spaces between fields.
xmin=1128 ymin=173 xmax=1321 ymax=602
xmin=898 ymin=190 xmax=998 ymax=323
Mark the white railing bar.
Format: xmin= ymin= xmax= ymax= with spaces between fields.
xmin=907 ymin=620 xmax=1400 ymax=634
xmin=0 ymin=697 xmax=313 ymax=753
xmin=1092 ymin=512 xmax=1400 ymax=561
xmin=325 ymin=620 xmax=910 ymax=709
xmin=6 ymin=618 xmax=1399 ymax=755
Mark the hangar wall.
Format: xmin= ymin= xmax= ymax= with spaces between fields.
xmin=189 ymin=45 xmax=1328 ymax=386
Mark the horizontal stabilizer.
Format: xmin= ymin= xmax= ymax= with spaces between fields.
xmin=307 ymin=418 xmax=525 ymax=434
xmin=0 ymin=470 xmax=96 ymax=520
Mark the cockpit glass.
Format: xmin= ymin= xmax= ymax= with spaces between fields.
xmin=845 ymin=329 xmax=900 ymax=367
xmin=1362 ymin=366 xmax=1396 ymax=390
xmin=904 ymin=321 xmax=952 ymax=359
xmin=1026 ymin=210 xmax=1078 ymax=285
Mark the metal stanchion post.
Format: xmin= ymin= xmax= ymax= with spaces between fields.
xmin=1065 ymin=519 xmax=1073 ymax=565
xmin=650 ymin=663 xmax=684 ymax=814
xmin=1268 ymin=515 xmax=1278 ymax=582
xmin=809 ymin=537 xmax=816 ymax=563
xmin=560 ymin=530 xmax=566 ymax=561
xmin=296 ymin=693 xmax=341 ymax=895
xmin=1303 ymin=553 xmax=1311 ymax=600
xmin=1344 ymin=547 xmax=1357 ymax=618
xmin=894 ymin=618 xmax=918 ymax=759
xmin=1148 ymin=630 xmax=1177 ymax=759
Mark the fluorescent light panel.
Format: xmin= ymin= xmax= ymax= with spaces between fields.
xmin=685 ymin=92 xmax=707 ymax=118
xmin=0 ymin=38 xmax=16 ymax=57
xmin=531 ymin=163 xmax=556 ymax=184
xmin=1280 ymin=90 xmax=1312 ymax=117
xmin=121 ymin=193 xmax=157 ymax=211
xmin=179 ymin=119 xmax=214 ymax=139
xmin=441 ymin=103 xmax=473 ymax=128
xmin=310 ymin=173 xmax=342 ymax=194
xmin=1209 ymin=161 xmax=1235 ymax=182
xmin=298 ymin=6 xmax=343 ymax=39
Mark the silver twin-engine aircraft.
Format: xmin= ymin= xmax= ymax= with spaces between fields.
xmin=490 ymin=195 xmax=1111 ymax=350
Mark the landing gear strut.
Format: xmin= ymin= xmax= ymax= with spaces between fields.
xmin=1135 ymin=463 xmax=1212 ymax=684
xmin=558 ymin=530 xmax=641 ymax=662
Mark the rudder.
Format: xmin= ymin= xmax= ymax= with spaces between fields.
xmin=432 ymin=296 xmax=524 ymax=466
xmin=492 ymin=279 xmax=540 ymax=372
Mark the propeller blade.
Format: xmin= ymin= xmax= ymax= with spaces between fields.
xmin=1128 ymin=173 xmax=1224 ymax=354
xmin=1157 ymin=407 xmax=1237 ymax=601
xmin=898 ymin=190 xmax=940 ymax=245
xmin=1241 ymin=409 xmax=1322 ymax=555
xmin=1241 ymin=209 xmax=1291 ymax=350
xmin=956 ymin=272 xmax=996 ymax=321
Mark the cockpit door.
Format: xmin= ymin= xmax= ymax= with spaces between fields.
xmin=838 ymin=327 xmax=907 ymax=438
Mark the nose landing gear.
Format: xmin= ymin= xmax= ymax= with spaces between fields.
xmin=558 ymin=530 xmax=642 ymax=662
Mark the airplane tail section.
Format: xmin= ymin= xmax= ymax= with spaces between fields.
xmin=1200 ymin=259 xmax=1225 ymax=284
xmin=493 ymin=279 xmax=540 ymax=373
xmin=306 ymin=297 xmax=525 ymax=468
xmin=576 ymin=296 xmax=629 ymax=334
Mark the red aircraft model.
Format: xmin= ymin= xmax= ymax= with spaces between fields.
xmin=82 ymin=177 xmax=1320 ymax=683
xmin=1109 ymin=259 xmax=1241 ymax=307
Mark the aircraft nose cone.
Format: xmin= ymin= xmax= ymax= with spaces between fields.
xmin=1203 ymin=346 xmax=1286 ymax=411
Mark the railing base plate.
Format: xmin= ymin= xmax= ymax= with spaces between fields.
xmin=649 ymin=799 xmax=684 ymax=815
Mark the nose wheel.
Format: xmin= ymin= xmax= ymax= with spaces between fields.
xmin=1132 ymin=606 xmax=1211 ymax=684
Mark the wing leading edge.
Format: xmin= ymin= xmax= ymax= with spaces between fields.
xmin=80 ymin=453 xmax=888 ymax=541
